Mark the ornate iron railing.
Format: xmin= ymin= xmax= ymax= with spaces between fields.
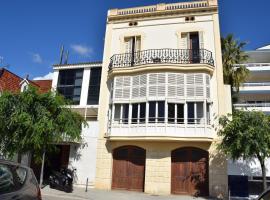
xmin=109 ymin=49 xmax=214 ymax=69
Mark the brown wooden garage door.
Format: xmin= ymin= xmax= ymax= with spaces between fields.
xmin=171 ymin=147 xmax=209 ymax=196
xmin=112 ymin=146 xmax=146 ymax=192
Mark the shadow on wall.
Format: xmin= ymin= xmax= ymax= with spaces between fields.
xmin=228 ymin=159 xmax=262 ymax=176
xmin=68 ymin=142 xmax=87 ymax=183
xmin=209 ymin=144 xmax=228 ymax=200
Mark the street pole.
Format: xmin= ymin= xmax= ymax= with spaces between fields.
xmin=39 ymin=149 xmax=46 ymax=188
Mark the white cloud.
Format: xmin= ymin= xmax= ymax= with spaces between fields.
xmin=33 ymin=72 xmax=53 ymax=80
xmin=70 ymin=44 xmax=93 ymax=57
xmin=31 ymin=53 xmax=43 ymax=64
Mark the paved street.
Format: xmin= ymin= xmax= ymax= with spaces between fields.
xmin=42 ymin=186 xmax=215 ymax=200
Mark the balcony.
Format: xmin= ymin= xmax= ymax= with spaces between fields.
xmin=109 ymin=49 xmax=214 ymax=70
xmin=234 ymin=102 xmax=270 ymax=113
xmin=239 ymin=82 xmax=270 ymax=94
xmin=107 ymin=117 xmax=214 ymax=141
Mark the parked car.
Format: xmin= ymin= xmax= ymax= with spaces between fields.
xmin=0 ymin=159 xmax=42 ymax=200
xmin=257 ymin=188 xmax=270 ymax=200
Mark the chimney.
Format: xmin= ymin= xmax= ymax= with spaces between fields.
xmin=208 ymin=0 xmax=218 ymax=6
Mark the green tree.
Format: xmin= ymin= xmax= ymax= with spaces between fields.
xmin=221 ymin=34 xmax=249 ymax=102
xmin=0 ymin=86 xmax=86 ymax=186
xmin=218 ymin=110 xmax=270 ymax=191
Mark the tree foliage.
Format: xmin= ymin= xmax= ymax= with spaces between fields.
xmin=221 ymin=34 xmax=249 ymax=101
xmin=218 ymin=110 xmax=270 ymax=190
xmin=0 ymin=86 xmax=86 ymax=160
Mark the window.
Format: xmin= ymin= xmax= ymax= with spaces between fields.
xmin=0 ymin=164 xmax=28 ymax=195
xmin=87 ymin=67 xmax=101 ymax=105
xmin=131 ymin=103 xmax=146 ymax=124
xmin=149 ymin=102 xmax=156 ymax=123
xmin=158 ymin=101 xmax=165 ymax=122
xmin=124 ymin=36 xmax=141 ymax=54
xmin=168 ymin=103 xmax=184 ymax=124
xmin=187 ymin=102 xmax=195 ymax=124
xmin=122 ymin=104 xmax=129 ymax=124
xmin=177 ymin=104 xmax=184 ymax=124
xmin=124 ymin=36 xmax=141 ymax=66
xmin=113 ymin=104 xmax=129 ymax=124
xmin=114 ymin=104 xmax=121 ymax=123
xmin=132 ymin=103 xmax=138 ymax=123
xmin=57 ymin=69 xmax=83 ymax=105
xmin=168 ymin=103 xmax=175 ymax=123
xmin=139 ymin=103 xmax=146 ymax=123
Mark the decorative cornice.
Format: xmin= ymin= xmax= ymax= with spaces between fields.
xmin=108 ymin=1 xmax=218 ymax=22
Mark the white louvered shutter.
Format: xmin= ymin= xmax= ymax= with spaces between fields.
xmin=125 ymin=38 xmax=132 ymax=53
xmin=123 ymin=76 xmax=131 ymax=99
xmin=135 ymin=37 xmax=141 ymax=52
xmin=199 ymin=31 xmax=204 ymax=49
xmin=139 ymin=74 xmax=147 ymax=97
xmin=186 ymin=74 xmax=195 ymax=97
xmin=180 ymin=33 xmax=188 ymax=49
xmin=132 ymin=75 xmax=139 ymax=98
xmin=195 ymin=74 xmax=204 ymax=97
xmin=168 ymin=73 xmax=177 ymax=97
xmin=157 ymin=73 xmax=166 ymax=97
xmin=205 ymin=74 xmax=210 ymax=98
xmin=148 ymin=73 xmax=157 ymax=97
xmin=176 ymin=73 xmax=185 ymax=97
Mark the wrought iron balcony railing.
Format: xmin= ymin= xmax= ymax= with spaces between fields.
xmin=109 ymin=49 xmax=214 ymax=69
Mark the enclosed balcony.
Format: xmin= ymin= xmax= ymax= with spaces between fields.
xmin=109 ymin=49 xmax=214 ymax=70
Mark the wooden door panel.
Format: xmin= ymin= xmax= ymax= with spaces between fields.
xmin=171 ymin=147 xmax=209 ymax=196
xmin=112 ymin=146 xmax=145 ymax=192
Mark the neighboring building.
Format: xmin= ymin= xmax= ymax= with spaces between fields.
xmin=95 ymin=0 xmax=231 ymax=198
xmin=229 ymin=45 xmax=270 ymax=198
xmin=0 ymin=67 xmax=52 ymax=93
xmin=234 ymin=45 xmax=270 ymax=114
xmin=51 ymin=62 xmax=102 ymax=186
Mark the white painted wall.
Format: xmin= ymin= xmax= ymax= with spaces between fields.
xmin=68 ymin=120 xmax=99 ymax=186
xmin=228 ymin=158 xmax=270 ymax=177
xmin=110 ymin=15 xmax=216 ymax=58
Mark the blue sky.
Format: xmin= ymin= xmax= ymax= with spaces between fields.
xmin=0 ymin=0 xmax=269 ymax=79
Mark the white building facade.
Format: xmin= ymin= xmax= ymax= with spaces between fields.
xmin=229 ymin=45 xmax=270 ymax=198
xmin=51 ymin=62 xmax=102 ymax=186
xmin=95 ymin=0 xmax=231 ymax=198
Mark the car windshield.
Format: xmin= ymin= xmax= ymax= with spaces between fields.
xmin=259 ymin=190 xmax=270 ymax=200
xmin=0 ymin=163 xmax=28 ymax=195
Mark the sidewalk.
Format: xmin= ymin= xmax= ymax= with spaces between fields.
xmin=42 ymin=186 xmax=215 ymax=200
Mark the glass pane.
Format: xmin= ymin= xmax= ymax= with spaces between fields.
xmin=57 ymin=69 xmax=83 ymax=104
xmin=168 ymin=103 xmax=175 ymax=123
xmin=88 ymin=68 xmax=101 ymax=105
xmin=158 ymin=101 xmax=165 ymax=122
xmin=187 ymin=102 xmax=195 ymax=124
xmin=0 ymin=164 xmax=14 ymax=194
xmin=114 ymin=104 xmax=121 ymax=122
xmin=132 ymin=104 xmax=138 ymax=123
xmin=149 ymin=102 xmax=156 ymax=123
xmin=139 ymin=103 xmax=146 ymax=123
xmin=122 ymin=104 xmax=129 ymax=124
xmin=177 ymin=104 xmax=184 ymax=124
xmin=197 ymin=102 xmax=204 ymax=124
xmin=207 ymin=103 xmax=210 ymax=125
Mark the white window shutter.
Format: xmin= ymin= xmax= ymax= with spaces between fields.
xmin=195 ymin=74 xmax=203 ymax=84
xmin=199 ymin=31 xmax=204 ymax=49
xmin=180 ymin=33 xmax=188 ymax=49
xmin=196 ymin=86 xmax=204 ymax=97
xmin=125 ymin=38 xmax=132 ymax=53
xmin=135 ymin=36 xmax=141 ymax=52
xmin=187 ymin=85 xmax=195 ymax=97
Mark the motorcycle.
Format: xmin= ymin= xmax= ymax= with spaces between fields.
xmin=49 ymin=168 xmax=76 ymax=193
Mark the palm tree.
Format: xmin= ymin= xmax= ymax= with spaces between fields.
xmin=221 ymin=34 xmax=249 ymax=102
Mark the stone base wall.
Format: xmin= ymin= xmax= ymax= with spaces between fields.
xmin=95 ymin=138 xmax=228 ymax=199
